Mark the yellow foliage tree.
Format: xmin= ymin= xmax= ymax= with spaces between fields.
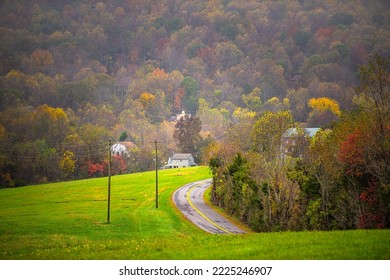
xmin=32 ymin=105 xmax=69 ymax=144
xmin=308 ymin=97 xmax=341 ymax=116
xmin=58 ymin=150 xmax=76 ymax=179
xmin=34 ymin=104 xmax=68 ymax=122
xmin=139 ymin=92 xmax=155 ymax=108
xmin=3 ymin=70 xmax=26 ymax=89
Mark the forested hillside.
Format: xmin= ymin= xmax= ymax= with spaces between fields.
xmin=0 ymin=0 xmax=389 ymax=209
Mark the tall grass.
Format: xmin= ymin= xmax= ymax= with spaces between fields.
xmin=1 ymin=166 xmax=389 ymax=260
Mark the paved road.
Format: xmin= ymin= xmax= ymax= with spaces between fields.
xmin=173 ymin=179 xmax=245 ymax=234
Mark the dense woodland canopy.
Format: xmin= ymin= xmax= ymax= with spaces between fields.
xmin=0 ymin=0 xmax=389 ymax=231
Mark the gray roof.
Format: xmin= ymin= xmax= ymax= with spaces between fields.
xmin=171 ymin=153 xmax=193 ymax=160
xmin=283 ymin=128 xmax=320 ymax=138
xmin=305 ymin=128 xmax=321 ymax=137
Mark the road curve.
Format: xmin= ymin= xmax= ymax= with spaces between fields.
xmin=173 ymin=179 xmax=245 ymax=234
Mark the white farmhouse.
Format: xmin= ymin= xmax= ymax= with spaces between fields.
xmin=111 ymin=142 xmax=129 ymax=157
xmin=164 ymin=153 xmax=197 ymax=168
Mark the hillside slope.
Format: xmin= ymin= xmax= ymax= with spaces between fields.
xmin=1 ymin=167 xmax=389 ymax=260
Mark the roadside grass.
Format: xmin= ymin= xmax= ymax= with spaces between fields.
xmin=1 ymin=166 xmax=389 ymax=260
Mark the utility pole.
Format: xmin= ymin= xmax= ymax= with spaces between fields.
xmin=107 ymin=139 xmax=112 ymax=223
xmin=154 ymin=138 xmax=159 ymax=209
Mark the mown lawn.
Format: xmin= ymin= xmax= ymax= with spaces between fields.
xmin=0 ymin=166 xmax=389 ymax=260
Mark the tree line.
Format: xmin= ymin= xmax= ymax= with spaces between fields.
xmin=207 ymin=56 xmax=389 ymax=231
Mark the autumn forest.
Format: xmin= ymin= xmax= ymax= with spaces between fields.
xmin=0 ymin=0 xmax=389 ymax=232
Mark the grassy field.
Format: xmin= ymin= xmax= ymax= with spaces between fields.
xmin=0 ymin=166 xmax=389 ymax=260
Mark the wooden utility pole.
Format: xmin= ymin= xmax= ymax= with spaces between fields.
xmin=155 ymin=139 xmax=159 ymax=209
xmin=107 ymin=139 xmax=112 ymax=223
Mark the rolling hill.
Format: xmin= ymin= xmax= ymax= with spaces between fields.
xmin=0 ymin=166 xmax=389 ymax=260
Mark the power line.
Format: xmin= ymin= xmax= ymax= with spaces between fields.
xmin=0 ymin=137 xmax=112 ymax=160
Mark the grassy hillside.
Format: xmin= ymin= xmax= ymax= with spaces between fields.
xmin=0 ymin=166 xmax=389 ymax=260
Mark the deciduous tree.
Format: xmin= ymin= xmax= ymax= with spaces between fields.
xmin=58 ymin=150 xmax=76 ymax=179
xmin=173 ymin=115 xmax=202 ymax=161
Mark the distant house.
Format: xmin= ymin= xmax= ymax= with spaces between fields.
xmin=169 ymin=111 xmax=191 ymax=122
xmin=281 ymin=127 xmax=320 ymax=158
xmin=111 ymin=141 xmax=135 ymax=157
xmin=164 ymin=153 xmax=197 ymax=168
xmin=283 ymin=128 xmax=320 ymax=139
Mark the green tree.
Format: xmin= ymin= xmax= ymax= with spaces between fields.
xmin=0 ymin=89 xmax=25 ymax=110
xmin=307 ymin=129 xmax=342 ymax=229
xmin=12 ymin=140 xmax=58 ymax=185
xmin=78 ymin=123 xmax=112 ymax=163
xmin=181 ymin=76 xmax=199 ymax=114
xmin=250 ymin=111 xmax=300 ymax=230
xmin=294 ymin=30 xmax=311 ymax=50
xmin=251 ymin=111 xmax=294 ymax=155
xmin=242 ymin=87 xmax=263 ymax=112
xmin=119 ymin=131 xmax=128 ymax=141
xmin=173 ymin=115 xmax=202 ymax=162
xmin=58 ymin=80 xmax=93 ymax=110
xmin=219 ymin=153 xmax=262 ymax=230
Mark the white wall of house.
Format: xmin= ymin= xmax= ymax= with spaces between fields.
xmin=171 ymin=159 xmax=190 ymax=168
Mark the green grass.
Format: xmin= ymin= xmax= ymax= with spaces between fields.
xmin=1 ymin=166 xmax=389 ymax=260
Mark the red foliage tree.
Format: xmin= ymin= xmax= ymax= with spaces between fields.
xmin=82 ymin=160 xmax=108 ymax=177
xmin=112 ymin=155 xmax=127 ymax=175
xmin=358 ymin=182 xmax=385 ymax=229
xmin=338 ymin=128 xmax=386 ymax=229
xmin=338 ymin=129 xmax=366 ymax=177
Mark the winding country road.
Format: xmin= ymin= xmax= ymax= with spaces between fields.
xmin=173 ymin=179 xmax=245 ymax=234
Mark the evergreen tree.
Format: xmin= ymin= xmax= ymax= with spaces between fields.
xmin=119 ymin=131 xmax=128 ymax=141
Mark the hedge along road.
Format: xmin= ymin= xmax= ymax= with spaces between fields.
xmin=173 ymin=179 xmax=246 ymax=234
